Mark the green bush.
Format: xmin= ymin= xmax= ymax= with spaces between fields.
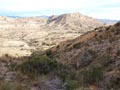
xmin=65 ymin=77 xmax=77 ymax=90
xmin=19 ymin=55 xmax=77 ymax=89
xmin=19 ymin=55 xmax=58 ymax=76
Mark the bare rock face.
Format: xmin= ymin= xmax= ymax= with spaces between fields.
xmin=0 ymin=12 xmax=103 ymax=57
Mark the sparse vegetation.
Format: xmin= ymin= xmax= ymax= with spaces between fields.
xmin=18 ymin=55 xmax=78 ymax=89
xmin=73 ymin=42 xmax=82 ymax=49
xmin=77 ymin=67 xmax=104 ymax=87
xmin=65 ymin=77 xmax=78 ymax=90
xmin=0 ymin=80 xmax=29 ymax=90
xmin=0 ymin=19 xmax=120 ymax=90
xmin=117 ymin=50 xmax=120 ymax=56
xmin=19 ymin=55 xmax=59 ymax=76
xmin=73 ymin=42 xmax=89 ymax=49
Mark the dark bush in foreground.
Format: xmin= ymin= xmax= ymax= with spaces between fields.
xmin=19 ymin=55 xmax=58 ymax=75
xmin=19 ymin=55 xmax=77 ymax=89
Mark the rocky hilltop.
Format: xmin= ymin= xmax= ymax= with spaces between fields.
xmin=47 ymin=12 xmax=102 ymax=30
xmin=0 ymin=12 xmax=102 ymax=57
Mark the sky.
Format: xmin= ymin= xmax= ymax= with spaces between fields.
xmin=0 ymin=0 xmax=120 ymax=20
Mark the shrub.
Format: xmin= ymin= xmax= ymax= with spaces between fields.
xmin=73 ymin=42 xmax=89 ymax=49
xmin=0 ymin=81 xmax=28 ymax=90
xmin=19 ymin=55 xmax=58 ymax=76
xmin=0 ymin=82 xmax=12 ymax=90
xmin=19 ymin=55 xmax=77 ymax=89
xmin=46 ymin=50 xmax=53 ymax=58
xmin=87 ymin=49 xmax=96 ymax=56
xmin=73 ymin=42 xmax=82 ymax=49
xmin=65 ymin=76 xmax=78 ymax=90
xmin=117 ymin=50 xmax=120 ymax=56
xmin=77 ymin=67 xmax=104 ymax=86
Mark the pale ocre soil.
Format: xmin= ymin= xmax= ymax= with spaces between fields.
xmin=0 ymin=13 xmax=102 ymax=57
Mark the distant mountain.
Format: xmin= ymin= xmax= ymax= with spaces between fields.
xmin=38 ymin=15 xmax=49 ymax=19
xmin=6 ymin=15 xmax=120 ymax=24
xmin=47 ymin=12 xmax=102 ymax=30
xmin=7 ymin=16 xmax=50 ymax=19
xmin=98 ymin=19 xmax=119 ymax=24
xmin=7 ymin=16 xmax=23 ymax=18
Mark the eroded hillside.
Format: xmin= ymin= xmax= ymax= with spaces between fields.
xmin=0 ymin=22 xmax=120 ymax=90
xmin=36 ymin=21 xmax=120 ymax=90
xmin=0 ymin=12 xmax=102 ymax=57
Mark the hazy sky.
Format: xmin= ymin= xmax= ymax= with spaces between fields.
xmin=0 ymin=0 xmax=120 ymax=19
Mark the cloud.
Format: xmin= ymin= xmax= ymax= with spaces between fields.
xmin=1 ymin=0 xmax=119 ymax=11
xmin=0 ymin=0 xmax=86 ymax=11
xmin=89 ymin=7 xmax=120 ymax=19
xmin=0 ymin=0 xmax=120 ymax=19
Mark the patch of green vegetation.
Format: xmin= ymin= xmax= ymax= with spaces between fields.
xmin=18 ymin=55 xmax=77 ymax=89
xmin=18 ymin=55 xmax=106 ymax=90
xmin=77 ymin=67 xmax=104 ymax=86
xmin=19 ymin=55 xmax=58 ymax=76
xmin=10 ymin=62 xmax=18 ymax=71
xmin=0 ymin=81 xmax=29 ymax=90
xmin=65 ymin=76 xmax=78 ymax=90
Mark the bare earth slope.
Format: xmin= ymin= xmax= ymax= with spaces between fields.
xmin=0 ymin=12 xmax=102 ymax=57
